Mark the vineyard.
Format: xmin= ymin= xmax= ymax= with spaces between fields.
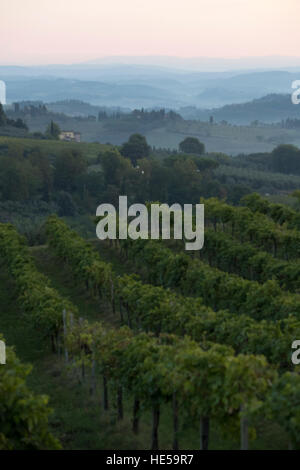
xmin=1 ymin=196 xmax=300 ymax=450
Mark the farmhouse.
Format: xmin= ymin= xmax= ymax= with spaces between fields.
xmin=59 ymin=130 xmax=81 ymax=142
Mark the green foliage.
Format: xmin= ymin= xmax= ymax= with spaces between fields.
xmin=55 ymin=191 xmax=77 ymax=216
xmin=120 ymin=133 xmax=150 ymax=166
xmin=44 ymin=216 xmax=300 ymax=448
xmin=45 ymin=120 xmax=61 ymax=140
xmin=199 ymin=227 xmax=300 ymax=292
xmin=99 ymin=149 xmax=132 ymax=187
xmin=0 ymin=136 xmax=110 ymax=161
xmin=179 ymin=137 xmax=205 ymax=155
xmin=0 ymin=223 xmax=77 ymax=341
xmin=242 ymin=192 xmax=300 ymax=231
xmin=0 ymin=334 xmax=60 ymax=449
xmin=266 ymin=372 xmax=300 ymax=449
xmin=3 ymin=135 xmax=297 ymax=219
xmin=119 ymin=234 xmax=300 ymax=323
xmin=202 ymin=196 xmax=300 ymax=261
xmin=0 ymin=105 xmax=28 ymax=132
xmin=0 ymin=156 xmax=41 ymax=201
xmin=65 ymin=317 xmax=272 ymax=444
xmin=54 ymin=149 xmax=87 ymax=191
xmin=271 ymin=144 xmax=300 ymax=175
xmin=0 ymin=144 xmax=53 ymax=202
xmin=214 ymin=165 xmax=300 ymax=195
xmin=46 ymin=216 xmax=300 ymax=368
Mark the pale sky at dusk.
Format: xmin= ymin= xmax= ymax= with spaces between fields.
xmin=1 ymin=0 xmax=300 ymax=65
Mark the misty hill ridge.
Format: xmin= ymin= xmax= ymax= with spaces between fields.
xmin=1 ymin=63 xmax=300 ymax=109
xmin=181 ymin=94 xmax=300 ymax=123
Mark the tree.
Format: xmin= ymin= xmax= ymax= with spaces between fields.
xmin=14 ymin=118 xmax=28 ymax=130
xmin=266 ymin=372 xmax=300 ymax=449
xmin=54 ymin=149 xmax=87 ymax=191
xmin=0 ymin=336 xmax=61 ymax=450
xmin=120 ymin=134 xmax=150 ymax=166
xmin=223 ymin=354 xmax=274 ymax=450
xmin=291 ymin=190 xmax=300 ymax=210
xmin=56 ymin=191 xmax=77 ymax=216
xmin=271 ymin=144 xmax=300 ymax=174
xmin=99 ymin=149 xmax=133 ymax=188
xmin=28 ymin=147 xmax=53 ymax=201
xmin=179 ymin=137 xmax=205 ymax=155
xmin=0 ymin=156 xmax=42 ymax=201
xmin=45 ymin=120 xmax=61 ymax=140
xmin=228 ymin=184 xmax=251 ymax=204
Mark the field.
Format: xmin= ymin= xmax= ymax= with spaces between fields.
xmin=0 ymin=135 xmax=111 ymax=161
xmin=0 ymin=236 xmax=288 ymax=450
xmin=21 ymin=113 xmax=300 ymax=155
xmin=1 ymin=128 xmax=300 ymax=450
xmin=1 ymin=199 xmax=300 ymax=450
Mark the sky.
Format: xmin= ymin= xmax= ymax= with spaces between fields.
xmin=1 ymin=0 xmax=300 ymax=65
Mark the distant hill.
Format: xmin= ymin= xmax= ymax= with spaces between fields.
xmin=46 ymin=100 xmax=131 ymax=117
xmin=7 ymin=100 xmax=300 ymax=155
xmin=3 ymin=77 xmax=185 ymax=109
xmin=179 ymin=94 xmax=300 ymax=124
xmin=1 ymin=63 xmax=299 ymax=109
